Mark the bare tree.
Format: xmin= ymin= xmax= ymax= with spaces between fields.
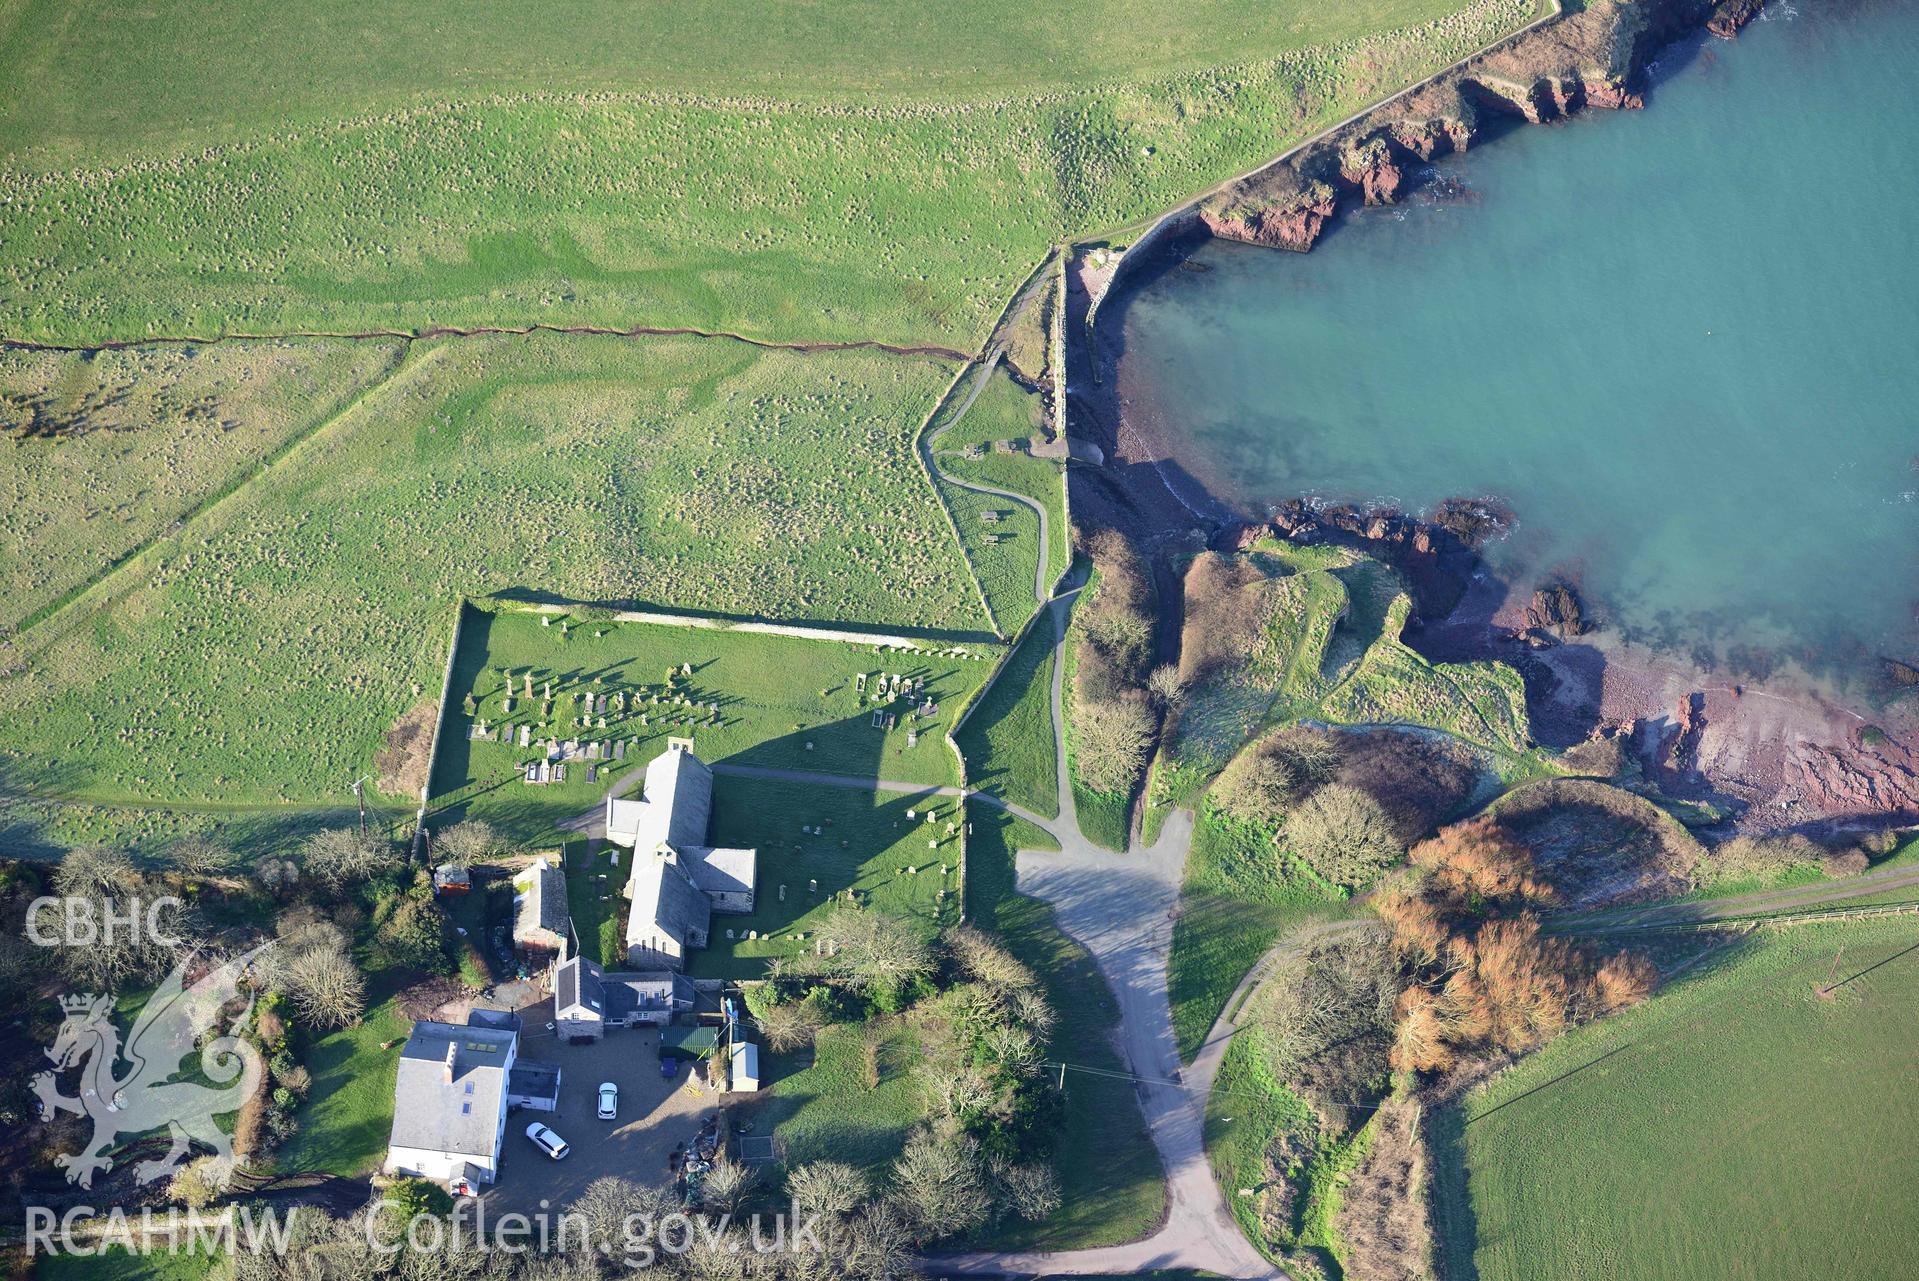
xmin=303 ymin=827 xmax=399 ymax=890
xmin=1285 ymin=783 xmax=1403 ymax=888
xmin=699 ymin=1158 xmax=756 ymax=1216
xmin=1074 ymin=695 xmax=1154 ymax=795
xmin=1146 ymin=664 xmax=1188 ymax=712
xmin=991 ymin=1160 xmax=1061 ymax=1223
xmin=432 ymin=820 xmax=502 ymax=866
xmin=280 ymin=944 xmax=366 ymax=1030
xmin=942 ymin=924 xmax=1036 ymax=992
xmin=891 ymin=1130 xmax=993 ymax=1241
xmin=167 ymin=835 xmax=237 ymax=879
xmin=40 ymin=846 xmax=185 ymax=990
xmin=786 ymin=1161 xmax=869 ymax=1221
xmin=817 ymin=909 xmax=934 ymax=991
xmin=569 ymin=1175 xmax=675 ymax=1259
xmin=757 ymin=999 xmax=826 ymax=1052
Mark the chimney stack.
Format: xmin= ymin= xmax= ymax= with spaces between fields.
xmin=444 ymin=1041 xmax=458 ymax=1084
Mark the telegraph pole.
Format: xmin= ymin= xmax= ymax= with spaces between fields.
xmin=350 ymin=775 xmax=371 ymax=837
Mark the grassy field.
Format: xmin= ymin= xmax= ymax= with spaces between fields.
xmin=939 ymin=476 xmax=1044 ymax=638
xmin=955 ymin=618 xmax=1061 ymax=820
xmin=688 ymin=776 xmax=963 ymax=979
xmin=277 ymin=989 xmax=411 ymax=1177
xmin=1168 ymin=806 xmax=1351 ymax=1061
xmin=0 ymin=336 xmax=986 ymax=811
xmin=1436 ymin=920 xmax=1919 ymax=1281
xmin=429 ymin=605 xmax=989 ymax=841
xmin=0 ymin=340 xmax=405 ymax=633
xmin=966 ymin=801 xmax=1168 ymax=1249
xmin=0 ymin=0 xmax=1509 ymax=157
xmin=0 ymin=797 xmax=401 ymax=862
xmin=763 ymin=1016 xmax=929 ymax=1173
xmin=932 ymin=368 xmax=1070 ymax=588
xmin=0 ymin=0 xmax=1546 ymax=348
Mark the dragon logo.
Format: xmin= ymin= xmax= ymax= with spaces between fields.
xmin=33 ymin=944 xmax=270 ymax=1190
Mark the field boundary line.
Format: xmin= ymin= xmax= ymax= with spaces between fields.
xmin=481 ymin=597 xmax=996 ymax=652
xmin=0 ymin=322 xmax=970 ymax=364
xmin=5 ymin=342 xmax=432 ymax=657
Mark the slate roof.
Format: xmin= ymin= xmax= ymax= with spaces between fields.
xmin=555 ymin=955 xmax=604 ymax=1019
xmin=513 ymin=857 xmax=569 ymax=947
xmin=507 ymin=1061 xmax=561 ymax=1107
xmin=627 ymin=851 xmax=711 ymax=950
xmin=608 ymin=745 xmax=755 ymax=963
xmin=684 ymin=845 xmax=756 ymax=900
xmin=388 ymin=1021 xmax=515 ymax=1161
xmin=603 ymin=971 xmax=694 ymax=1020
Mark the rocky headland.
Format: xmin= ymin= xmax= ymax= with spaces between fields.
xmin=1198 ymin=0 xmax=1767 ymax=254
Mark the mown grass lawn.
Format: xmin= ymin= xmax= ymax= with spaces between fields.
xmin=430 ymin=604 xmax=991 ymax=842
xmin=35 ymin=1249 xmax=218 ymax=1281
xmin=762 ymin=1018 xmax=927 ymax=1175
xmin=1436 ymin=920 xmax=1919 ymax=1281
xmin=955 ymin=617 xmax=1060 ymax=820
xmin=1 ymin=336 xmax=984 ymax=814
xmin=966 ymin=802 xmax=1167 ymax=1250
xmin=685 ymin=776 xmax=964 ymax=979
xmin=277 ymin=990 xmax=411 ymax=1177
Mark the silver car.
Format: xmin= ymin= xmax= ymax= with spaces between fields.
xmin=596 ymin=1081 xmax=618 ymax=1121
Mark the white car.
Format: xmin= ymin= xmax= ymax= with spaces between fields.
xmin=596 ymin=1081 xmax=618 ymax=1121
xmin=525 ymin=1122 xmax=569 ymax=1160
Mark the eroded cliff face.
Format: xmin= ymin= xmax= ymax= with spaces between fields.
xmin=1200 ymin=0 xmax=1763 ymax=252
xmin=1196 ymin=180 xmax=1337 ymax=252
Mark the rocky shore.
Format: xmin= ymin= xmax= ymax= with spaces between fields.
xmin=1212 ymin=501 xmax=1919 ymax=833
xmin=1199 ymin=0 xmax=1767 ymax=254
xmin=1064 ymin=0 xmax=1918 ymax=838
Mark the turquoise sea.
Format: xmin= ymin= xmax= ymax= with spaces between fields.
xmin=1118 ymin=0 xmax=1919 ymax=689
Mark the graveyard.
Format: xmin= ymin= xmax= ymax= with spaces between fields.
xmin=426 ymin=603 xmax=995 ymax=843
xmin=689 ymin=775 xmax=961 ymax=978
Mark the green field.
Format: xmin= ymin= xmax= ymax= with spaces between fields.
xmin=0 ymin=0 xmax=1545 ymax=347
xmin=430 ymin=605 xmax=989 ymax=840
xmin=932 ymin=368 xmax=1070 ymax=590
xmin=0 ymin=336 xmax=984 ymax=811
xmin=0 ymin=0 xmax=1510 ymax=157
xmin=690 ymin=776 xmax=963 ymax=979
xmin=763 ymin=1017 xmax=929 ymax=1173
xmin=0 ymin=340 xmax=405 ymax=634
xmin=940 ymin=476 xmax=1045 ymax=638
xmin=955 ymin=618 xmax=1062 ymax=820
xmin=277 ymin=989 xmax=411 ymax=1177
xmin=1437 ymin=921 xmax=1919 ymax=1281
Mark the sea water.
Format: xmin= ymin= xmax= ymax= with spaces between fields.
xmin=1118 ymin=0 xmax=1919 ymax=687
